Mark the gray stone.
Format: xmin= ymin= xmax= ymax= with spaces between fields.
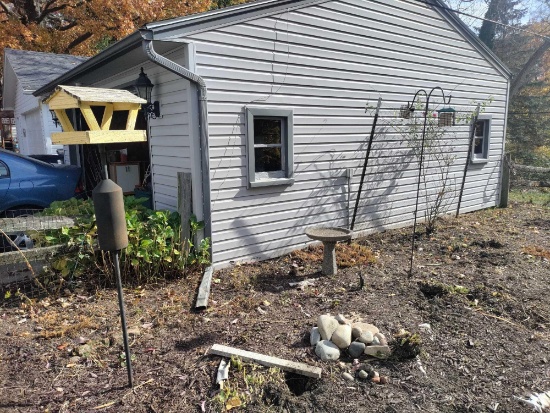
xmin=357 ymin=370 xmax=369 ymax=380
xmin=374 ymin=333 xmax=388 ymax=346
xmin=68 ymin=356 xmax=81 ymax=364
xmin=372 ymin=336 xmax=380 ymax=345
xmin=357 ymin=364 xmax=375 ymax=379
xmin=348 ymin=342 xmax=365 ymax=358
xmin=357 ymin=331 xmax=374 ymax=344
xmin=352 ymin=322 xmax=379 ymax=339
xmin=331 ymin=324 xmax=352 ymax=349
xmin=342 ymin=372 xmax=355 ymax=382
xmin=335 ymin=314 xmax=350 ymax=325
xmin=310 ymin=327 xmax=321 ymax=346
xmin=364 ymin=345 xmax=391 ymax=358
xmin=318 ymin=315 xmax=339 ymax=340
xmin=360 ymin=363 xmax=374 ymax=374
xmin=315 ymin=340 xmax=341 ymax=361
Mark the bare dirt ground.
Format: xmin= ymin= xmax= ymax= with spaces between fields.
xmin=1 ymin=193 xmax=550 ymax=413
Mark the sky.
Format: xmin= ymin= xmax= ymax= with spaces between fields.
xmin=444 ymin=0 xmax=539 ymax=30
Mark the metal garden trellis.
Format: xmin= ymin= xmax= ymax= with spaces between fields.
xmin=403 ymin=87 xmax=455 ymax=276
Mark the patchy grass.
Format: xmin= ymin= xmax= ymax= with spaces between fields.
xmin=509 ymin=187 xmax=550 ymax=206
xmin=37 ymin=314 xmax=98 ymax=339
xmin=211 ymin=357 xmax=287 ymax=411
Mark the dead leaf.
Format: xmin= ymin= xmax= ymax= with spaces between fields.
xmin=226 ymin=396 xmax=242 ymax=410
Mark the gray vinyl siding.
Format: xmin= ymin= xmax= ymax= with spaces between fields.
xmin=86 ymin=48 xmax=194 ymax=211
xmin=14 ymin=90 xmax=40 ymax=155
xmin=41 ymin=102 xmax=64 ymax=155
xmin=185 ymin=0 xmax=509 ymax=267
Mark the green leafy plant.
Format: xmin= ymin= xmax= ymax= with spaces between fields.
xmin=38 ymin=197 xmax=210 ymax=288
xmin=187 ymin=214 xmax=211 ymax=266
xmin=119 ymin=351 xmax=136 ymax=367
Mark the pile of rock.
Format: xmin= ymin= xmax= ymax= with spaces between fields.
xmin=342 ymin=362 xmax=389 ymax=384
xmin=310 ymin=314 xmax=391 ymax=361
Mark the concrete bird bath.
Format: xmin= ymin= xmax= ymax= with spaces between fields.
xmin=305 ymin=227 xmax=352 ymax=276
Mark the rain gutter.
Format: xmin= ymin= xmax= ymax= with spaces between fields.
xmin=139 ymin=29 xmax=212 ymax=255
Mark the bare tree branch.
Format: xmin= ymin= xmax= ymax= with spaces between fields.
xmin=38 ymin=1 xmax=70 ymax=23
xmin=510 ymin=40 xmax=550 ymax=97
xmin=59 ymin=20 xmax=77 ymax=31
xmin=0 ymin=1 xmax=18 ymax=19
xmin=64 ymin=31 xmax=92 ymax=53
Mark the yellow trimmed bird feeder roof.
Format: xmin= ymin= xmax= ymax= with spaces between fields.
xmin=45 ymin=85 xmax=146 ymax=106
xmin=46 ymin=85 xmax=148 ymax=145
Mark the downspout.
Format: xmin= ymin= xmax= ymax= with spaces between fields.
xmin=139 ymin=30 xmax=212 ymax=256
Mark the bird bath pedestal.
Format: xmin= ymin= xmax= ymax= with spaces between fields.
xmin=305 ymin=227 xmax=352 ymax=276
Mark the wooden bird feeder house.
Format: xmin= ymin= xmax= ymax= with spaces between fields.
xmin=45 ymin=85 xmax=147 ymax=145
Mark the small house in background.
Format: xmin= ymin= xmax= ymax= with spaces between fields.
xmin=35 ymin=0 xmax=511 ymax=269
xmin=2 ymin=49 xmax=88 ymax=158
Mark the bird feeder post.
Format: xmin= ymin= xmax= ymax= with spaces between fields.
xmin=92 ymin=177 xmax=133 ymax=388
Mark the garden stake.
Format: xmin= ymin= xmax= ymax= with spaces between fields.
xmin=456 ymin=104 xmax=481 ymax=217
xmin=407 ymin=87 xmax=453 ymax=276
xmin=350 ymin=97 xmax=382 ymax=231
xmin=114 ymin=250 xmax=134 ymax=388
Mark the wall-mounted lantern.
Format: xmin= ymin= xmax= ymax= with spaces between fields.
xmin=133 ymin=68 xmax=161 ymax=119
xmin=49 ymin=109 xmax=60 ymax=128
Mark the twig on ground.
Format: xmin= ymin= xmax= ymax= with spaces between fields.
xmin=122 ymin=378 xmax=154 ymax=400
xmin=473 ymin=308 xmax=525 ymax=330
xmin=92 ymin=401 xmax=116 ymax=410
xmin=93 ymin=379 xmax=155 ymax=409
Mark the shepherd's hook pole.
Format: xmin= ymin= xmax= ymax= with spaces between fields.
xmin=350 ymin=97 xmax=382 ymax=232
xmin=408 ymin=87 xmax=450 ymax=277
xmin=114 ymin=250 xmax=134 ymax=387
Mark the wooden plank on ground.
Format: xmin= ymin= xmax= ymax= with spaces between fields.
xmin=195 ymin=265 xmax=213 ymax=310
xmin=0 ymin=246 xmax=62 ymax=266
xmin=0 ymin=216 xmax=75 ymax=233
xmin=208 ymin=344 xmax=322 ymax=379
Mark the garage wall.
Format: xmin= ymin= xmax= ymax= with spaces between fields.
xmin=182 ymin=0 xmax=509 ymax=266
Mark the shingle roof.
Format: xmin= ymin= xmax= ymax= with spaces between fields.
xmin=45 ymin=85 xmax=146 ymax=104
xmin=5 ymin=49 xmax=88 ymax=92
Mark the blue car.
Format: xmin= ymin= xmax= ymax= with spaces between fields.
xmin=0 ymin=149 xmax=82 ymax=216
